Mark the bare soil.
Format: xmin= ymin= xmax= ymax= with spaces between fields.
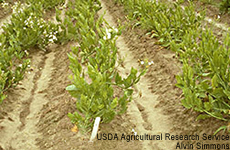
xmin=0 ymin=0 xmax=229 ymax=150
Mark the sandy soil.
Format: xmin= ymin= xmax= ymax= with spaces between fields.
xmin=0 ymin=0 xmax=229 ymax=150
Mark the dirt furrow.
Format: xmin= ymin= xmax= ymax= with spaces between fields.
xmin=99 ymin=1 xmax=177 ymax=149
xmin=0 ymin=49 xmax=55 ymax=150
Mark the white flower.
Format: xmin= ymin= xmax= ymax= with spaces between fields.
xmin=49 ymin=38 xmax=54 ymax=43
xmin=148 ymin=61 xmax=154 ymax=66
xmin=108 ymin=28 xmax=113 ymax=33
xmin=112 ymin=26 xmax=118 ymax=33
xmin=23 ymin=27 xmax=26 ymax=30
xmin=208 ymin=19 xmax=212 ymax=23
xmin=53 ymin=35 xmax=57 ymax=41
xmin=19 ymin=64 xmax=22 ymax=67
xmin=13 ymin=77 xmax=15 ymax=80
xmin=140 ymin=61 xmax=144 ymax=65
xmin=24 ymin=50 xmax=29 ymax=55
xmin=0 ymin=43 xmax=2 ymax=46
xmin=107 ymin=32 xmax=111 ymax=40
xmin=217 ymin=15 xmax=220 ymax=19
xmin=103 ymin=28 xmax=112 ymax=40
xmin=1 ymin=2 xmax=9 ymax=8
xmin=27 ymin=65 xmax=30 ymax=68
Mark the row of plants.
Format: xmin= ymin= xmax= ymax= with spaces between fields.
xmin=0 ymin=1 xmax=65 ymax=103
xmin=61 ymin=0 xmax=146 ymax=133
xmin=174 ymin=28 xmax=230 ymax=134
xmin=114 ymin=0 xmax=230 ymax=133
xmin=115 ymin=0 xmax=205 ymax=47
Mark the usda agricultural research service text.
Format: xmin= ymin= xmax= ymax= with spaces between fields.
xmin=97 ymin=133 xmax=229 ymax=149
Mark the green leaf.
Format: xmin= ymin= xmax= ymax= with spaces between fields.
xmin=212 ymin=88 xmax=225 ymax=99
xmin=111 ymin=97 xmax=118 ymax=109
xmin=124 ymin=76 xmax=132 ymax=88
xmin=158 ymin=38 xmax=164 ymax=43
xmin=91 ymin=104 xmax=98 ymax=113
xmin=223 ymin=89 xmax=230 ymax=100
xmin=115 ymin=73 xmax=122 ymax=84
xmin=204 ymin=102 xmax=212 ymax=111
xmin=66 ymin=85 xmax=78 ymax=91
xmin=202 ymin=72 xmax=211 ymax=77
xmin=98 ymin=104 xmax=104 ymax=109
xmin=196 ymin=114 xmax=211 ymax=121
xmin=125 ymin=89 xmax=134 ymax=96
xmin=211 ymin=74 xmax=218 ymax=88
xmin=131 ymin=67 xmax=137 ymax=75
xmin=214 ymin=126 xmax=227 ymax=135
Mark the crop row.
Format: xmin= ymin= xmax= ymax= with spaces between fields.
xmin=114 ymin=0 xmax=230 ymax=133
xmin=0 ymin=0 xmax=145 ymax=133
xmin=60 ymin=0 xmax=146 ymax=133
